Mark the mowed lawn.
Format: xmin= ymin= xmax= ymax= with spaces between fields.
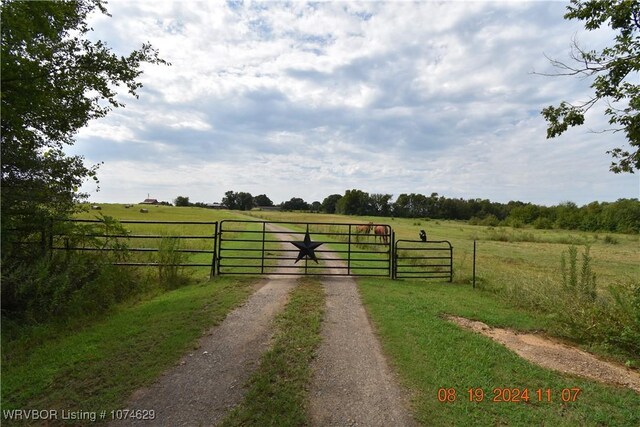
xmin=3 ymin=206 xmax=638 ymax=425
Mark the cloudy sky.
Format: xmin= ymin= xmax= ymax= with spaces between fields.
xmin=70 ymin=0 xmax=639 ymax=206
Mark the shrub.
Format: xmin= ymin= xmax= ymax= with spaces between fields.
xmin=508 ymin=218 xmax=525 ymax=228
xmin=1 ymin=252 xmax=140 ymax=323
xmin=1 ymin=216 xmax=140 ymax=324
xmin=479 ymin=214 xmax=500 ymax=227
xmin=157 ymin=236 xmax=190 ymax=289
xmin=602 ymin=279 xmax=640 ymax=354
xmin=533 ymin=217 xmax=554 ymax=229
xmin=468 ymin=217 xmax=481 ymax=225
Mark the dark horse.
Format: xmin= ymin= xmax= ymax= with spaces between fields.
xmin=374 ymin=225 xmax=388 ymax=244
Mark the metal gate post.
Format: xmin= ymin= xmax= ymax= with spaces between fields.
xmin=389 ymin=229 xmax=395 ymax=278
xmin=210 ymin=221 xmax=218 ymax=279
xmin=449 ymin=246 xmax=454 ymax=282
xmin=216 ymin=222 xmax=223 ymax=276
xmin=347 ymin=224 xmax=352 ymax=275
xmin=304 ymin=223 xmax=309 ymax=275
xmin=261 ymin=221 xmax=266 ymax=274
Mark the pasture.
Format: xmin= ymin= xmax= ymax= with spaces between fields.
xmin=2 ymin=205 xmax=639 ymax=425
xmin=248 ymin=210 xmax=638 ymax=286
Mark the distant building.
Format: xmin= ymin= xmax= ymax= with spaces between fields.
xmin=140 ymin=198 xmax=159 ymax=205
xmin=207 ymin=203 xmax=224 ymax=209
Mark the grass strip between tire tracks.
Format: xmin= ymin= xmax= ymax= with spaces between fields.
xmin=221 ymin=277 xmax=325 ymax=427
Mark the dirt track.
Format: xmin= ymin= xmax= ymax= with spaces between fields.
xmin=113 ymin=273 xmax=297 ymax=426
xmin=309 ymin=274 xmax=416 ymax=426
xmin=448 ymin=315 xmax=640 ymax=394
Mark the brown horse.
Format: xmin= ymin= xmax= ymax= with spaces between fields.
xmin=356 ymin=222 xmax=373 ymax=234
xmin=374 ymin=225 xmax=388 ymax=244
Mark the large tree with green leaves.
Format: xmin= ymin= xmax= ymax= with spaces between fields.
xmin=541 ymin=0 xmax=639 ymax=173
xmin=1 ymin=0 xmax=167 ymax=256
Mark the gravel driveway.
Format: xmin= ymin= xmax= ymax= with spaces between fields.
xmin=115 ymin=224 xmax=416 ymax=426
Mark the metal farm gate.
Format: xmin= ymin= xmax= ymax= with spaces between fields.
xmin=393 ymin=240 xmax=453 ymax=281
xmin=47 ymin=218 xmax=455 ymax=282
xmin=217 ymin=220 xmax=394 ymax=277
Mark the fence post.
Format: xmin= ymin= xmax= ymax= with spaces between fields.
xmin=261 ymin=221 xmax=266 ymax=274
xmin=217 ymin=222 xmax=224 ymax=277
xmin=347 ymin=224 xmax=352 ymax=275
xmin=472 ymin=239 xmax=476 ymax=289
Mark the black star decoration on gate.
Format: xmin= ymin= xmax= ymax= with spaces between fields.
xmin=291 ymin=230 xmax=323 ymax=263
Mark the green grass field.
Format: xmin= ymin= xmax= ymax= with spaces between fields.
xmin=2 ymin=205 xmax=638 ymax=425
xmin=248 ymin=210 xmax=638 ymax=284
xmin=359 ymin=278 xmax=639 ymax=426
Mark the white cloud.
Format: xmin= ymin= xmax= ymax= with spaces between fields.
xmin=72 ymin=0 xmax=639 ymax=206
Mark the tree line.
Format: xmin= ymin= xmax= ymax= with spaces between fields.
xmin=178 ymin=190 xmax=639 ymax=234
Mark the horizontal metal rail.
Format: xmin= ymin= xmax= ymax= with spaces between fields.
xmin=51 ymin=246 xmax=215 ymax=254
xmin=64 ymin=234 xmax=215 ymax=239
xmin=52 ymin=218 xmax=219 ymax=278
xmin=62 ymin=219 xmax=218 ymax=225
xmin=114 ymin=262 xmax=214 ymax=267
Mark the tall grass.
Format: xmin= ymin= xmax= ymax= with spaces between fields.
xmin=488 ymin=245 xmax=640 ymax=359
xmin=482 ymin=227 xmax=590 ymax=245
xmin=157 ymin=236 xmax=190 ymax=288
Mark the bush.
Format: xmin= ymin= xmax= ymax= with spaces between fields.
xmin=1 ymin=252 xmax=141 ymax=323
xmin=507 ymin=218 xmax=525 ymax=229
xmin=1 ymin=216 xmax=141 ymax=324
xmin=533 ymin=217 xmax=554 ymax=229
xmin=468 ymin=217 xmax=481 ymax=225
xmin=479 ymin=214 xmax=500 ymax=227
